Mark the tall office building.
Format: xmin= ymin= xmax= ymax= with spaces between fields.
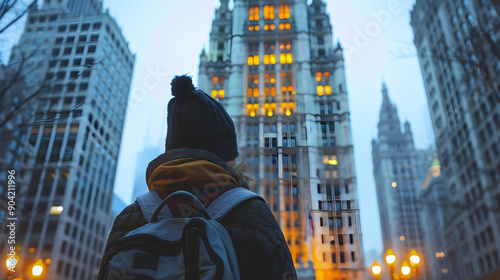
xmin=371 ymin=83 xmax=430 ymax=279
xmin=198 ymin=1 xmax=364 ymax=279
xmin=411 ymin=1 xmax=500 ymax=279
xmin=0 ymin=0 xmax=134 ymax=279
xmin=419 ymin=154 xmax=451 ymax=280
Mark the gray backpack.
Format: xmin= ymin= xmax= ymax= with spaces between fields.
xmin=102 ymin=187 xmax=261 ymax=280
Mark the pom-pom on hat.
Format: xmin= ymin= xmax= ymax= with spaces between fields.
xmin=165 ymin=75 xmax=239 ymax=161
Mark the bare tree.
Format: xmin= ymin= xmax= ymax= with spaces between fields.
xmin=0 ymin=0 xmax=36 ymax=35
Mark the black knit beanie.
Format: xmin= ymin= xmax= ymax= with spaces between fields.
xmin=165 ymin=75 xmax=239 ymax=162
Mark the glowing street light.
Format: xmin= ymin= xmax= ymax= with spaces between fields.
xmin=371 ymin=260 xmax=382 ymax=279
xmin=32 ymin=259 xmax=44 ymax=277
xmin=385 ymin=248 xmax=397 ymax=270
xmin=372 ymin=248 xmax=422 ymax=280
xmin=400 ymin=260 xmax=412 ymax=279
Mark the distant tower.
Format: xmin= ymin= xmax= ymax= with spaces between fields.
xmin=371 ymin=83 xmax=431 ymax=279
xmin=0 ymin=1 xmax=135 ymax=279
xmin=199 ymin=0 xmax=364 ymax=279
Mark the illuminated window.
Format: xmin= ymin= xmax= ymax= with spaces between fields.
xmin=317 ymin=85 xmax=324 ymax=96
xmin=280 ymin=53 xmax=286 ymax=64
xmin=218 ymin=89 xmax=225 ymax=99
xmin=323 ymin=155 xmax=338 ymax=165
xmin=279 ymin=5 xmax=290 ymax=19
xmin=316 ymin=72 xmax=332 ymax=96
xmin=263 ymin=103 xmax=277 ymax=117
xmin=279 ymin=22 xmax=291 ymax=30
xmin=325 ymin=85 xmax=332 ymax=95
xmin=281 ymin=102 xmax=295 ymax=116
xmin=50 ymin=206 xmax=64 ymax=215
xmin=263 ymin=54 xmax=276 ymax=65
xmin=212 ymin=76 xmax=218 ymax=86
xmin=246 ymin=103 xmax=259 ymax=117
xmin=248 ymin=24 xmax=260 ymax=31
xmin=248 ymin=55 xmax=259 ymax=65
xmin=264 ymin=5 xmax=275 ymax=19
xmin=249 ymin=6 xmax=259 ymax=21
xmin=280 ymin=53 xmax=293 ymax=64
xmin=263 ymin=24 xmax=275 ymax=31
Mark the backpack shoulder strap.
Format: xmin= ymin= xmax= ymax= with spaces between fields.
xmin=136 ymin=190 xmax=172 ymax=222
xmin=207 ymin=187 xmax=263 ymax=220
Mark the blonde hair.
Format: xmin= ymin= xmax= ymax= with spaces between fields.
xmin=226 ymin=160 xmax=253 ymax=189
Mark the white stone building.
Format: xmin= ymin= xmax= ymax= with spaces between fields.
xmin=198 ymin=1 xmax=364 ymax=279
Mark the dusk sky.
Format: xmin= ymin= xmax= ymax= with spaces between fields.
xmin=3 ymin=0 xmax=435 ymax=263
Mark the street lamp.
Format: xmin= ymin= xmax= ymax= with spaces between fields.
xmin=409 ymin=249 xmax=421 ymax=277
xmin=400 ymin=260 xmax=412 ymax=279
xmin=32 ymin=259 xmax=44 ymax=278
xmin=371 ymin=249 xmax=421 ymax=280
xmin=371 ymin=260 xmax=382 ymax=280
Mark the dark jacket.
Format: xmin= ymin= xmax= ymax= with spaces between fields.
xmin=98 ymin=149 xmax=297 ymax=280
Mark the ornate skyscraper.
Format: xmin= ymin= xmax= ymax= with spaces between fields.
xmin=0 ymin=0 xmax=134 ymax=279
xmin=371 ymin=83 xmax=431 ymax=279
xmin=411 ymin=0 xmax=500 ymax=279
xmin=199 ymin=1 xmax=364 ymax=279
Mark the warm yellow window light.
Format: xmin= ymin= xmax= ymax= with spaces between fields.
xmin=392 ymin=182 xmax=397 ymax=188
xmin=253 ymin=55 xmax=259 ymax=65
xmin=248 ymin=56 xmax=254 ymax=65
xmin=212 ymin=76 xmax=218 ymax=85
xmin=287 ymin=86 xmax=294 ymax=92
xmin=317 ymin=85 xmax=324 ymax=96
xmin=285 ymin=23 xmax=291 ymax=29
xmin=400 ymin=235 xmax=406 ymax=241
xmin=211 ymin=90 xmax=218 ymax=98
xmin=264 ymin=24 xmax=269 ymax=31
xmin=286 ymin=43 xmax=291 ymax=50
xmin=250 ymin=111 xmax=256 ymax=117
xmin=271 ymin=87 xmax=276 ymax=96
xmin=325 ymin=85 xmax=332 ymax=95
xmin=316 ymin=72 xmax=322 ymax=82
xmin=50 ymin=206 xmax=64 ymax=215
xmin=270 ymin=24 xmax=275 ymax=30
xmin=247 ymin=89 xmax=252 ymax=97
xmin=270 ymin=76 xmax=275 ymax=83
xmin=268 ymin=110 xmax=273 ymax=117
xmin=281 ymin=86 xmax=287 ymax=92
xmin=218 ymin=89 xmax=225 ymax=99
xmin=264 ymin=5 xmax=275 ymax=19
xmin=280 ymin=43 xmax=285 ymax=50
xmin=264 ymin=54 xmax=270 ymax=64
xmin=254 ymin=25 xmax=260 ymax=31
xmin=253 ymin=88 xmax=259 ymax=97
xmin=280 ymin=53 xmax=286 ymax=64
xmin=286 ymin=53 xmax=293 ymax=64
xmin=285 ymin=109 xmax=291 ymax=116
xmin=248 ymin=25 xmax=254 ymax=31
xmin=249 ymin=6 xmax=259 ymax=21
xmin=269 ymin=54 xmax=276 ymax=64
xmin=279 ymin=5 xmax=290 ymax=19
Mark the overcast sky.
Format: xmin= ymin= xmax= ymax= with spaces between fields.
xmin=3 ymin=0 xmax=435 ymax=265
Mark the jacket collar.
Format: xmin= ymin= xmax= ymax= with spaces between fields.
xmin=145 ymin=148 xmax=239 ymax=191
